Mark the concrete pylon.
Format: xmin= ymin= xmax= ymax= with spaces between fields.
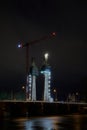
xmin=28 ymin=58 xmax=38 ymax=101
xmin=41 ymin=54 xmax=52 ymax=101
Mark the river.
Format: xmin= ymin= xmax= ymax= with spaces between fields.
xmin=0 ymin=114 xmax=87 ymax=130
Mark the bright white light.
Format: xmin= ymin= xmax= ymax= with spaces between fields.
xmin=29 ymin=84 xmax=31 ymax=87
xmin=29 ymin=75 xmax=32 ymax=81
xmin=48 ymin=95 xmax=51 ymax=97
xmin=48 ymin=85 xmax=50 ymax=88
xmin=29 ymin=78 xmax=32 ymax=81
xmin=29 ymin=75 xmax=31 ymax=78
xmin=44 ymin=53 xmax=49 ymax=60
xmin=18 ymin=43 xmax=22 ymax=48
xmin=48 ymin=76 xmax=51 ymax=79
xmin=22 ymin=86 xmax=25 ymax=90
xmin=48 ymin=80 xmax=51 ymax=83
xmin=29 ymin=80 xmax=31 ymax=83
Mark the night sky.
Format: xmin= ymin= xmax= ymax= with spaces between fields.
xmin=0 ymin=0 xmax=87 ymax=99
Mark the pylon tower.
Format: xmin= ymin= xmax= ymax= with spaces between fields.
xmin=41 ymin=53 xmax=52 ymax=101
xmin=28 ymin=58 xmax=38 ymax=101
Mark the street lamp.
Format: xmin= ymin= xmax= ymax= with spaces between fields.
xmin=22 ymin=86 xmax=25 ymax=90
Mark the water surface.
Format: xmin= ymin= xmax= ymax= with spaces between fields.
xmin=0 ymin=115 xmax=87 ymax=130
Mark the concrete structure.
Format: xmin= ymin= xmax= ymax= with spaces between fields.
xmin=28 ymin=58 xmax=38 ymax=101
xmin=26 ymin=75 xmax=30 ymax=100
xmin=23 ymin=53 xmax=53 ymax=101
xmin=41 ymin=53 xmax=52 ymax=101
xmin=18 ymin=33 xmax=56 ymax=101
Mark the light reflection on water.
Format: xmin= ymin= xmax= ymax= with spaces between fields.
xmin=0 ymin=115 xmax=87 ymax=130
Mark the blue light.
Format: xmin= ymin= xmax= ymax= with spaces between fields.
xmin=18 ymin=44 xmax=21 ymax=48
xmin=18 ymin=41 xmax=22 ymax=48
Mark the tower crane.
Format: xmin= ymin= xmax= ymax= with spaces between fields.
xmin=18 ymin=32 xmax=56 ymax=100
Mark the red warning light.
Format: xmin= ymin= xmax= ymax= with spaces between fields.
xmin=51 ymin=32 xmax=56 ymax=36
xmin=52 ymin=32 xmax=56 ymax=36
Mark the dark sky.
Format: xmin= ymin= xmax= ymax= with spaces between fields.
xmin=0 ymin=0 xmax=87 ymax=98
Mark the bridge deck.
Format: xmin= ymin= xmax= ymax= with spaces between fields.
xmin=0 ymin=100 xmax=87 ymax=105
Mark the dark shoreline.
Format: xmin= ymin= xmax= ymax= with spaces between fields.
xmin=0 ymin=101 xmax=87 ymax=117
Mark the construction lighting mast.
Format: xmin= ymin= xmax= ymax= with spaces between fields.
xmin=18 ymin=32 xmax=56 ymax=100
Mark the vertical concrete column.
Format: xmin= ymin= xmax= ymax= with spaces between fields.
xmin=44 ymin=73 xmax=48 ymax=101
xmin=32 ymin=75 xmax=36 ymax=101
